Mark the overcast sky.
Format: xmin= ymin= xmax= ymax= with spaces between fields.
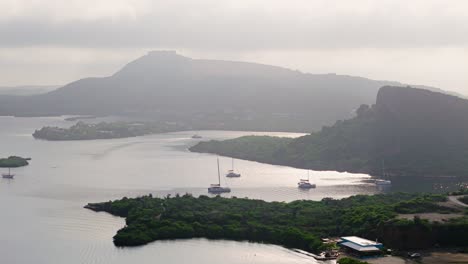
xmin=1 ymin=0 xmax=467 ymax=94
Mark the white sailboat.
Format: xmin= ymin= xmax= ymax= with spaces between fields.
xmin=208 ymin=158 xmax=231 ymax=194
xmin=298 ymin=170 xmax=316 ymax=189
xmin=2 ymin=168 xmax=14 ymax=179
xmin=375 ymin=179 xmax=392 ymax=186
xmin=375 ymin=160 xmax=392 ymax=186
xmin=226 ymin=158 xmax=241 ymax=178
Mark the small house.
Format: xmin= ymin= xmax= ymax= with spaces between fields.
xmin=338 ymin=236 xmax=383 ymax=256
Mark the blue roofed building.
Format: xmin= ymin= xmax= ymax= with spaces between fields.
xmin=339 ymin=236 xmax=383 ymax=256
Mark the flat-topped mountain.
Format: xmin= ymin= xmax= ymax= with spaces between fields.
xmin=0 ymin=51 xmax=459 ymax=132
xmin=191 ymin=86 xmax=468 ymax=177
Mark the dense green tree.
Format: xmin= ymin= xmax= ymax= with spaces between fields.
xmin=0 ymin=156 xmax=29 ymax=168
xmin=33 ymin=121 xmax=188 ymax=141
xmin=86 ymin=192 xmax=468 ymax=251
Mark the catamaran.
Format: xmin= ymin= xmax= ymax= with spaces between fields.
xmin=226 ymin=158 xmax=241 ymax=178
xmin=208 ymin=158 xmax=231 ymax=194
xmin=2 ymin=168 xmax=14 ymax=179
xmin=375 ymin=179 xmax=392 ymax=186
xmin=298 ymin=170 xmax=316 ymax=189
xmin=375 ymin=160 xmax=392 ymax=186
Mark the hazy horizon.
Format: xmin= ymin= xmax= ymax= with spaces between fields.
xmin=1 ymin=1 xmax=467 ymax=94
xmin=1 ymin=2 xmax=468 ymax=263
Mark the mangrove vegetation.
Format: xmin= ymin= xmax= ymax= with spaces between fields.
xmin=33 ymin=121 xmax=188 ymax=140
xmin=85 ymin=192 xmax=468 ymax=251
xmin=0 ymin=156 xmax=30 ymax=168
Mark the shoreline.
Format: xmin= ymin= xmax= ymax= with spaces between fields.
xmin=189 ymin=148 xmax=468 ymax=180
xmin=84 ymin=192 xmax=468 ymax=252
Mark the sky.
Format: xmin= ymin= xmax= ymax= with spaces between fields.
xmin=0 ymin=0 xmax=467 ymax=94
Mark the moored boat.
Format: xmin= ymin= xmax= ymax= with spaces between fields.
xmin=376 ymin=160 xmax=392 ymax=186
xmin=208 ymin=158 xmax=231 ymax=194
xmin=2 ymin=168 xmax=14 ymax=179
xmin=191 ymin=133 xmax=202 ymax=139
xmin=226 ymin=158 xmax=241 ymax=178
xmin=298 ymin=170 xmax=316 ymax=189
xmin=375 ymin=179 xmax=392 ymax=186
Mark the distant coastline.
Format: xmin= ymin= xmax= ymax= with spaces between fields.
xmin=64 ymin=115 xmax=97 ymax=122
xmin=32 ymin=121 xmax=189 ymax=141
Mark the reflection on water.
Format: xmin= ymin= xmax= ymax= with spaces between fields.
xmin=0 ymin=116 xmax=466 ymax=264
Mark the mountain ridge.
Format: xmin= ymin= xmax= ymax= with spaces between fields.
xmin=0 ymin=51 xmax=463 ymax=132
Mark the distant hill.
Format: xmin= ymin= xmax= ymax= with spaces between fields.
xmin=0 ymin=51 xmax=461 ymax=132
xmin=0 ymin=85 xmax=59 ymax=96
xmin=191 ymin=86 xmax=468 ymax=177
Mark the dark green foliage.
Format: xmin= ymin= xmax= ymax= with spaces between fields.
xmin=191 ymin=136 xmax=292 ymax=164
xmin=378 ymin=216 xmax=468 ymax=249
xmin=0 ymin=156 xmax=29 ymax=168
xmin=451 ymin=189 xmax=468 ymax=196
xmin=33 ymin=121 xmax=188 ymax=140
xmin=191 ymin=86 xmax=468 ymax=177
xmin=188 ymin=107 xmax=378 ymax=174
xmin=86 ymin=192 xmax=467 ymax=251
xmin=459 ymin=196 xmax=468 ymax=205
xmin=393 ymin=194 xmax=457 ymax=214
xmin=338 ymin=257 xmax=369 ymax=264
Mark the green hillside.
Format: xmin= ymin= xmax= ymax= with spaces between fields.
xmin=191 ymin=86 xmax=468 ymax=177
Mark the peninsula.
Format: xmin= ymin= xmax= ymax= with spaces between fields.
xmin=33 ymin=121 xmax=188 ymax=141
xmin=191 ymin=86 xmax=468 ymax=178
xmin=85 ymin=191 xmax=468 ymax=251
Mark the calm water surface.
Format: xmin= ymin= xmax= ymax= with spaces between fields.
xmin=0 ymin=116 xmax=379 ymax=264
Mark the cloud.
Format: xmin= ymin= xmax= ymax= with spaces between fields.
xmin=0 ymin=0 xmax=468 ymax=50
xmin=0 ymin=0 xmax=467 ymax=93
xmin=0 ymin=0 xmax=151 ymax=22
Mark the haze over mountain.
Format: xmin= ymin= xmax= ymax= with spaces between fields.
xmin=191 ymin=86 xmax=468 ymax=177
xmin=0 ymin=85 xmax=59 ymax=96
xmin=0 ymin=51 xmax=461 ymax=132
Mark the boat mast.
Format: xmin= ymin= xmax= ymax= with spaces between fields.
xmin=217 ymin=157 xmax=221 ymax=185
xmin=232 ymin=158 xmax=234 ymax=170
xmin=382 ymin=159 xmax=386 ymax=178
